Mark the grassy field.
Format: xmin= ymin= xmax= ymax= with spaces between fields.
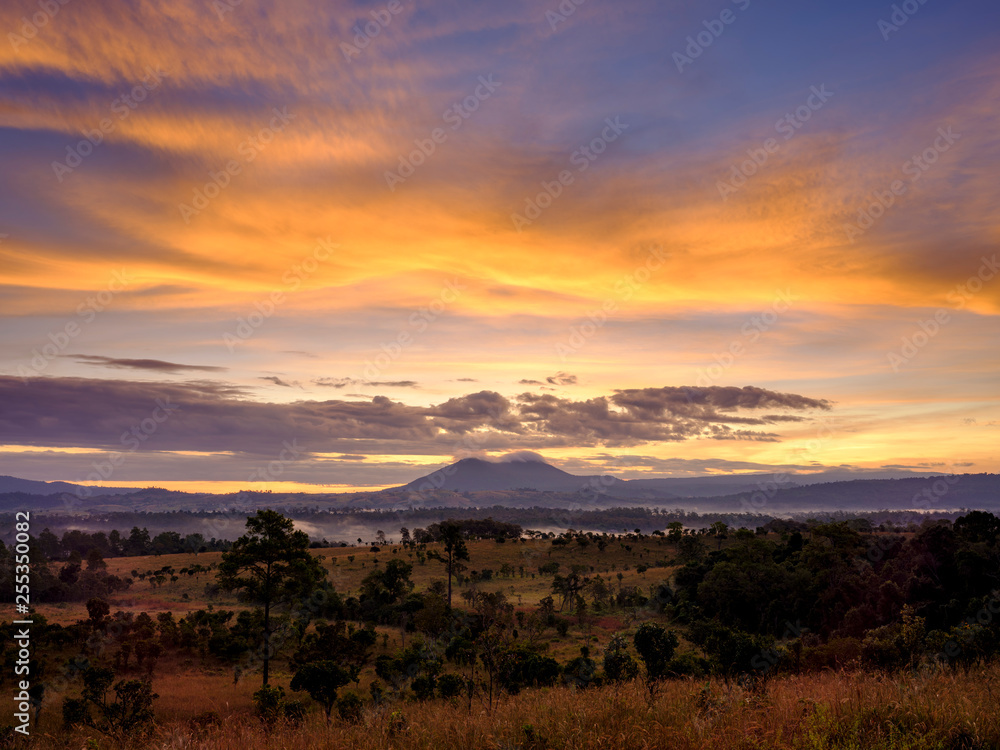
xmin=29 ymin=535 xmax=681 ymax=690
xmin=70 ymin=539 xmax=676 ymax=690
xmin=40 ymin=665 xmax=1000 ymax=749
xmin=36 ymin=534 xmax=676 ymax=624
xmin=23 ymin=531 xmax=998 ymax=749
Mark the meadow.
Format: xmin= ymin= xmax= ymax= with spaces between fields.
xmin=42 ymin=664 xmax=1000 ymax=749
xmin=8 ymin=517 xmax=1000 ymax=749
xmin=32 ymin=534 xmax=681 ymax=659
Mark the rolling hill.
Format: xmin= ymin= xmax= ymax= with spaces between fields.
xmin=0 ymin=475 xmax=139 ymax=496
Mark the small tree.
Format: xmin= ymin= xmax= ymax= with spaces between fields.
xmin=292 ymin=620 xmax=375 ymax=688
xmin=290 ymin=662 xmax=352 ymax=724
xmin=691 ymin=621 xmax=774 ymax=685
xmin=633 ymin=623 xmax=678 ymax=682
xmin=66 ymin=667 xmax=158 ymax=739
xmin=603 ymin=634 xmax=639 ymax=682
xmin=360 ymin=559 xmax=414 ymax=613
xmin=710 ymin=521 xmax=729 ymax=550
xmin=217 ymin=510 xmax=327 ymax=686
xmin=427 ymin=522 xmax=469 ymax=608
xmin=666 ymin=522 xmax=684 ymax=544
xmin=86 ymin=548 xmax=108 ymax=571
xmin=562 ymin=646 xmax=597 ymax=688
xmin=86 ymin=598 xmax=110 ymax=630
xmin=469 ymin=591 xmax=516 ymax=709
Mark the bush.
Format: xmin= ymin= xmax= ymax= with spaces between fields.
xmin=689 ymin=621 xmax=775 ymax=684
xmin=290 ymin=661 xmax=351 ymax=722
xmin=603 ymin=634 xmax=639 ymax=682
xmin=106 ymin=679 xmax=157 ymax=735
xmin=338 ymin=692 xmax=364 ymax=723
xmin=437 ymin=673 xmax=465 ymax=699
xmin=252 ymin=685 xmax=286 ymax=726
xmin=412 ymin=675 xmax=436 ymax=701
xmin=70 ymin=667 xmax=158 ymax=737
xmin=634 ymin=623 xmax=678 ymax=681
xmin=930 ymin=623 xmax=999 ymax=673
xmin=562 ymin=654 xmax=598 ymax=688
xmin=282 ymin=700 xmax=307 ymax=725
xmin=802 ymin=637 xmax=862 ymax=671
xmin=616 ymin=587 xmax=648 ymax=609
xmin=62 ymin=698 xmax=89 ymax=730
xmin=522 ymin=654 xmax=561 ymax=688
xmin=861 ymin=624 xmax=907 ymax=671
xmin=666 ymin=651 xmax=710 ymax=678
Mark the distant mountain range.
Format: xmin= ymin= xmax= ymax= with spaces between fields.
xmin=392 ymin=459 xmax=999 ymax=513
xmin=0 ymin=457 xmax=952 ymax=502
xmin=0 ymin=475 xmax=138 ymax=497
xmin=1 ymin=459 xmax=996 ymax=516
xmin=398 ymin=455 xmax=951 ymax=499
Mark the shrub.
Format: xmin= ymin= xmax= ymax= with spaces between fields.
xmin=633 ymin=623 xmax=678 ymax=681
xmin=105 ymin=679 xmax=157 ymax=735
xmin=861 ymin=624 xmax=908 ymax=671
xmin=603 ymin=634 xmax=639 ymax=682
xmin=282 ymin=700 xmax=307 ymax=725
xmin=62 ymin=698 xmax=89 ymax=730
xmin=801 ymin=637 xmax=862 ymax=671
xmin=290 ymin=661 xmax=351 ymax=723
xmin=337 ymin=692 xmax=364 ymax=723
xmin=412 ymin=675 xmax=436 ymax=701
xmin=689 ymin=621 xmax=775 ymax=684
xmin=252 ymin=685 xmax=286 ymax=726
xmin=437 ymin=674 xmax=465 ymax=699
xmin=70 ymin=667 xmax=158 ymax=737
xmin=388 ymin=709 xmax=407 ymax=737
xmin=666 ymin=651 xmax=710 ymax=678
xmin=522 ymin=654 xmax=561 ymax=688
xmin=563 ymin=653 xmax=598 ymax=689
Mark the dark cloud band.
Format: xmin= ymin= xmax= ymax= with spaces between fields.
xmin=0 ymin=376 xmax=830 ymax=456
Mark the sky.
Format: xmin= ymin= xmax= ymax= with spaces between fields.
xmin=0 ymin=0 xmax=998 ymax=493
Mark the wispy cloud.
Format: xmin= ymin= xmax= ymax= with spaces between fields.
xmin=313 ymin=378 xmax=419 ymax=389
xmin=64 ymin=355 xmax=227 ymax=373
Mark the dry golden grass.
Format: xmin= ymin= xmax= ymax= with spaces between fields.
xmin=35 ymin=665 xmax=1000 ymax=750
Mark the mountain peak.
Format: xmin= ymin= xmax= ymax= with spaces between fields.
xmin=496 ymin=450 xmax=549 ymax=464
xmin=402 ymin=454 xmax=587 ymax=492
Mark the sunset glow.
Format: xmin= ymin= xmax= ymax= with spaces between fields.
xmin=1 ymin=0 xmax=998 ymax=489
